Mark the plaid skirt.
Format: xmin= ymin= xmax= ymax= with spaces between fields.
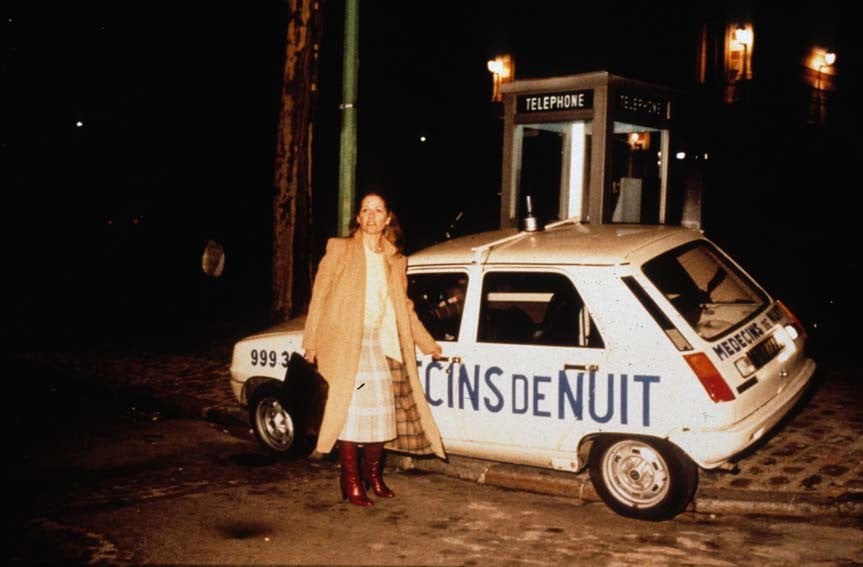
xmin=339 ymin=327 xmax=397 ymax=443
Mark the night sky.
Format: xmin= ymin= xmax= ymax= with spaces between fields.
xmin=4 ymin=1 xmax=857 ymax=347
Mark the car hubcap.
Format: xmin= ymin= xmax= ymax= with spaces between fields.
xmin=604 ymin=440 xmax=670 ymax=508
xmin=257 ymin=398 xmax=294 ymax=451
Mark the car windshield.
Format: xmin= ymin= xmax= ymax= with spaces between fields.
xmin=642 ymin=241 xmax=768 ymax=340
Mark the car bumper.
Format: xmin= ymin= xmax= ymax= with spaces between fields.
xmin=230 ymin=375 xmax=244 ymax=404
xmin=669 ymin=357 xmax=817 ymax=469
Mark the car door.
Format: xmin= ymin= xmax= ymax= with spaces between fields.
xmin=407 ymin=270 xmax=472 ymax=445
xmin=441 ymin=269 xmax=608 ymax=466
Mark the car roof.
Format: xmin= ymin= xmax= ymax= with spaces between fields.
xmin=409 ymin=220 xmax=703 ymax=267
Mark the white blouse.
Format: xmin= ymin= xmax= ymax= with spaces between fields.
xmin=364 ymin=246 xmax=401 ymax=362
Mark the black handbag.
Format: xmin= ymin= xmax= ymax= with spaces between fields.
xmin=286 ymin=352 xmax=329 ymax=438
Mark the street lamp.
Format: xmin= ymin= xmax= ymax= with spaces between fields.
xmin=735 ymin=25 xmax=752 ymax=81
xmin=817 ymin=51 xmax=837 ymax=91
xmin=816 ymin=51 xmax=837 ymax=122
xmin=487 ymin=54 xmax=514 ymax=102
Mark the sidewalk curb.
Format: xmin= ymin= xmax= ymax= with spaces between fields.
xmin=692 ymin=488 xmax=862 ymax=518
xmin=188 ymin=394 xmax=863 ymax=520
xmin=160 ymin=394 xmax=251 ymax=432
xmin=392 ymin=454 xmax=599 ymax=501
xmin=394 ymin=455 xmax=863 ymax=519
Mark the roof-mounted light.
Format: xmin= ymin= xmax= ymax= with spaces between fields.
xmin=520 ymin=195 xmax=542 ymax=233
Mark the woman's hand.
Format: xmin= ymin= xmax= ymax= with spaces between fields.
xmin=430 ymin=344 xmax=443 ymax=360
xmin=304 ymin=349 xmax=317 ymax=364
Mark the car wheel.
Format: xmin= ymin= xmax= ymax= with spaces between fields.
xmin=589 ymin=435 xmax=698 ymax=521
xmin=249 ymin=383 xmax=310 ymax=459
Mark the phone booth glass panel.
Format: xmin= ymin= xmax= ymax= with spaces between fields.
xmin=513 ymin=121 xmax=592 ymax=223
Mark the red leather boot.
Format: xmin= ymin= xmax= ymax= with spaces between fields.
xmin=339 ymin=441 xmax=373 ymax=506
xmin=362 ymin=443 xmax=395 ymax=498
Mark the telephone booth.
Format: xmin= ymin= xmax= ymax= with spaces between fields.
xmin=498 ymin=71 xmax=698 ymax=229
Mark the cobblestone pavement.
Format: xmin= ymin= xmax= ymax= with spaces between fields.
xmin=10 ymin=343 xmax=863 ymax=519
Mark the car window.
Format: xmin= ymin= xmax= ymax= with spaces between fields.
xmin=642 ymin=241 xmax=768 ymax=340
xmin=408 ymin=272 xmax=469 ymax=341
xmin=477 ymin=271 xmax=604 ymax=348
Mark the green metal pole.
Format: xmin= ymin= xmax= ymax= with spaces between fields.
xmin=337 ymin=0 xmax=359 ymax=236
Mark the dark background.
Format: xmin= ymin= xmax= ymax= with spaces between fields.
xmin=3 ymin=1 xmax=857 ymax=357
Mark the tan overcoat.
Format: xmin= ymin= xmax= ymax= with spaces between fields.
xmin=302 ymin=231 xmax=446 ymax=458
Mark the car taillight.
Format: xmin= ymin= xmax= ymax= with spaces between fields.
xmin=776 ymin=300 xmax=807 ymax=340
xmin=684 ymin=352 xmax=736 ymax=402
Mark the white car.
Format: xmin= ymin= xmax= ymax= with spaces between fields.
xmin=229 ymin=220 xmax=816 ymax=520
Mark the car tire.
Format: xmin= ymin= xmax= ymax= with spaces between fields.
xmin=249 ymin=383 xmax=311 ymax=459
xmin=589 ymin=435 xmax=698 ymax=521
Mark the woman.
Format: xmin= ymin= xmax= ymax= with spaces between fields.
xmin=302 ymin=192 xmax=446 ymax=506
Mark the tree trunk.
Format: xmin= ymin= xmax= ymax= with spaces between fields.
xmin=272 ymin=0 xmax=323 ymax=321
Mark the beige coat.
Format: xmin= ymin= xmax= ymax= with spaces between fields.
xmin=302 ymin=231 xmax=446 ymax=458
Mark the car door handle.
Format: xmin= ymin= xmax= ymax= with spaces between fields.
xmin=437 ymin=356 xmax=461 ymax=364
xmin=564 ymin=363 xmax=598 ymax=371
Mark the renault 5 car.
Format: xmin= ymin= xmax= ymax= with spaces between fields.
xmin=229 ymin=219 xmax=816 ymax=520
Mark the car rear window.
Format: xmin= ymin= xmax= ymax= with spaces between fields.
xmin=477 ymin=271 xmax=604 ymax=348
xmin=642 ymin=241 xmax=768 ymax=340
